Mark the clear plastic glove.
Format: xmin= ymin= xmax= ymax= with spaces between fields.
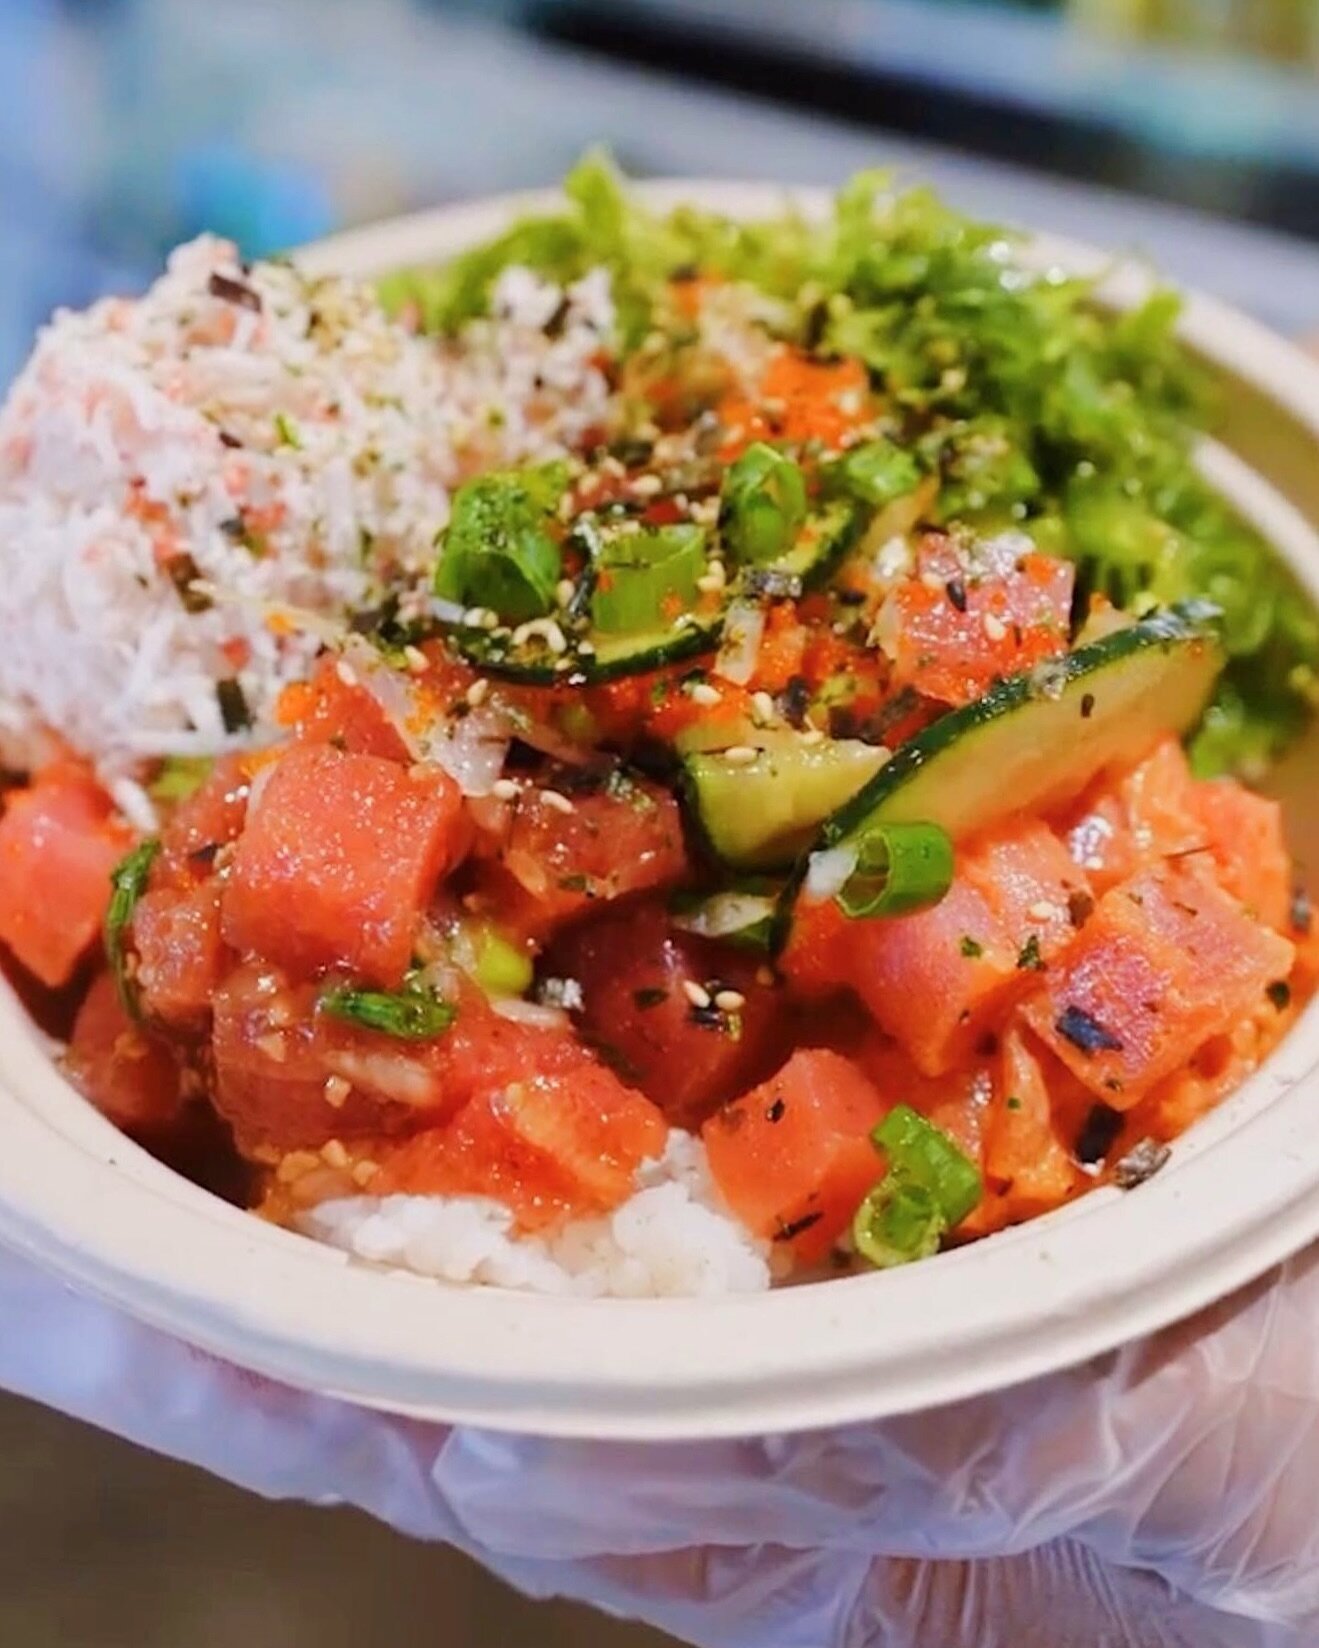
xmin=3 ymin=1240 xmax=1318 ymax=1648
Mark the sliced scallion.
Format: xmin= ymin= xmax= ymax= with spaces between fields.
xmin=822 ymin=439 xmax=921 ymax=508
xmin=830 ymin=820 xmax=954 ymax=919
xmin=669 ymin=887 xmax=779 ymax=951
xmin=720 ymin=442 xmax=807 ymax=566
xmin=591 ymin=524 xmax=706 ymax=635
xmin=470 ymin=926 xmax=534 ymax=998
xmin=874 ymin=1103 xmax=983 ymax=1226
xmin=105 ymin=839 xmax=160 ymax=1018
xmin=435 ymin=464 xmax=567 ymax=624
xmin=852 ymin=1177 xmax=943 ymax=1269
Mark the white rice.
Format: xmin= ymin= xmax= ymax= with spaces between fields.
xmin=298 ymin=1130 xmax=771 ymax=1298
xmin=0 ymin=238 xmax=615 ymax=802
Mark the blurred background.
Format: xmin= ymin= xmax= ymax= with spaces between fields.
xmin=0 ymin=0 xmax=1316 ymax=1643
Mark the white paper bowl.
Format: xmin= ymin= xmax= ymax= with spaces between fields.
xmin=2 ymin=184 xmax=1318 ymax=1441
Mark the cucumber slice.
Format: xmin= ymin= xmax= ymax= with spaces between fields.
xmin=684 ymin=737 xmax=893 ymax=869
xmin=761 ymin=498 xmax=867 ymax=592
xmin=800 ymin=601 xmax=1223 ymax=888
xmin=450 ymin=612 xmax=722 ymax=686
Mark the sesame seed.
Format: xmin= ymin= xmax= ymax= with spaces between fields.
xmin=540 ymin=788 xmax=576 ymax=815
xmin=491 ymin=778 xmax=520 ymax=801
xmin=983 ymin=611 xmax=1008 ymax=642
xmin=696 ymin=561 xmax=727 ymax=594
xmin=335 ymin=660 xmax=358 ymax=687
xmin=800 ymin=727 xmax=826 ymax=746
xmin=510 ymin=617 xmax=568 ymax=653
xmin=275 ymin=1150 xmax=319 ymax=1184
xmin=723 ymin=745 xmax=760 ymax=766
xmin=751 ymin=690 xmax=777 ymax=725
xmin=352 ymin=1161 xmax=380 ymax=1188
xmin=577 ymin=640 xmax=596 ymax=657
xmin=323 ymin=1075 xmax=352 ymax=1109
xmin=465 ymin=678 xmax=491 ymax=708
xmin=689 ymin=682 xmax=721 ymax=706
xmin=714 ymin=988 xmax=746 ymax=1012
xmin=555 ymin=578 xmax=576 ymax=607
xmin=462 ymin=606 xmax=491 ymax=629
xmin=682 ymin=979 xmax=712 ymax=1009
xmin=254 ymin=1032 xmax=287 ymax=1063
xmin=479 ymin=608 xmax=500 ymax=631
xmin=632 ymin=474 xmax=663 ymax=497
xmin=1028 ymin=899 xmax=1061 ymax=921
xmin=402 ymin=644 xmax=428 ymax=674
xmin=920 ymin=572 xmax=945 ymax=591
xmin=321 ymin=1138 xmax=349 ymax=1169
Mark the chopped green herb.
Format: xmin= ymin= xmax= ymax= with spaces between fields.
xmin=1016 ymin=933 xmax=1045 ymax=971
xmin=273 ymin=411 xmax=302 ymax=449
xmin=105 ymin=839 xmax=161 ymax=1018
xmin=319 ymin=979 xmax=456 ymax=1040
xmin=959 ymin=935 xmax=984 ymax=959
xmin=1267 ymin=979 xmax=1292 ymax=1011
xmin=164 ymin=553 xmax=213 ymax=613
xmin=1005 ymin=1095 xmax=1023 ymax=1112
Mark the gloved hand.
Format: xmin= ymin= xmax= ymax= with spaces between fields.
xmin=3 ymin=1238 xmax=1318 ymax=1648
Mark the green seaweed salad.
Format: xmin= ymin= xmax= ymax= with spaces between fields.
xmin=379 ymin=155 xmax=1317 ymax=775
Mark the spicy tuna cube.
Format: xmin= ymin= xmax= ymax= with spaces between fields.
xmin=702 ymin=1048 xmax=885 ymax=1266
xmin=0 ymin=764 xmax=130 ymax=987
xmin=221 ymin=744 xmax=466 ymax=986
xmin=1019 ymin=864 xmax=1294 ymax=1106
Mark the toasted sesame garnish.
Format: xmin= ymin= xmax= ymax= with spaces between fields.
xmin=714 ymin=988 xmax=747 ymax=1012
xmin=511 ymin=617 xmax=568 ymax=653
xmin=723 ymin=745 xmax=760 ymax=766
xmin=402 ymin=644 xmax=429 ymax=674
xmin=631 ymin=473 xmax=663 ymax=497
xmin=352 ymin=1160 xmax=380 ymax=1188
xmin=465 ymin=677 xmax=491 ymax=708
xmin=682 ymin=979 xmax=712 ymax=1010
xmin=492 ymin=777 xmax=520 ymax=801
xmin=321 ymin=1138 xmax=349 ymax=1169
xmin=983 ymin=610 xmax=1008 ymax=643
xmin=920 ymin=571 xmax=945 ymax=591
xmin=276 ymin=1150 xmax=319 ymax=1185
xmin=1028 ymin=899 xmax=1061 ymax=922
xmin=335 ymin=660 xmax=359 ymax=687
xmin=696 ymin=561 xmax=727 ymax=594
xmin=751 ymin=690 xmax=777 ymax=725
xmin=323 ymin=1075 xmax=351 ymax=1109
xmin=540 ymin=788 xmax=576 ymax=815
xmin=689 ymin=681 xmax=721 ymax=706
xmin=800 ymin=727 xmax=826 ymax=746
xmin=254 ymin=1031 xmax=287 ymax=1063
xmin=577 ymin=640 xmax=596 ymax=657
xmin=555 ymin=578 xmax=576 ymax=607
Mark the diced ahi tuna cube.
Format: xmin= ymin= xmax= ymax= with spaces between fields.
xmin=1191 ymin=777 xmax=1291 ymax=932
xmin=132 ymin=880 xmax=230 ymax=1029
xmin=1062 ymin=738 xmax=1203 ymax=895
xmin=0 ymin=764 xmax=130 ymax=987
xmin=983 ymin=1026 xmax=1083 ymax=1218
xmin=877 ymin=533 xmax=1074 ymax=706
xmin=1019 ymin=865 xmax=1294 ymax=1107
xmin=702 ymin=1048 xmax=885 ymax=1266
xmin=221 ymin=744 xmax=466 ymax=985
xmin=787 ymin=819 xmax=1091 ymax=1076
xmin=378 ymin=1062 xmax=667 ymax=1229
xmin=65 ymin=972 xmax=182 ymax=1135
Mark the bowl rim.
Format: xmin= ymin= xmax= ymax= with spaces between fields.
xmin=2 ymin=180 xmax=1319 ymax=1440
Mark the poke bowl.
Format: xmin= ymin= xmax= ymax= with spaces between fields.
xmin=0 ymin=168 xmax=1318 ymax=1438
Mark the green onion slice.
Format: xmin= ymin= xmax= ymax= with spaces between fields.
xmin=105 ymin=839 xmax=161 ymax=1018
xmin=852 ymin=1176 xmax=944 ymax=1269
xmin=874 ymin=1104 xmax=983 ymax=1226
xmin=435 ymin=464 xmax=567 ymax=624
xmin=468 ymin=925 xmax=535 ymax=998
xmin=148 ymin=756 xmax=214 ymax=804
xmin=827 ymin=820 xmax=954 ymax=919
xmin=319 ymin=980 xmax=457 ymax=1040
xmin=591 ymin=523 xmax=707 ymax=634
xmin=822 ymin=439 xmax=921 ymax=508
xmin=720 ymin=442 xmax=807 ymax=566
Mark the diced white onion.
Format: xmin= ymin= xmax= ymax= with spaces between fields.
xmin=804 ymin=843 xmax=859 ymax=902
xmin=713 ymin=600 xmax=765 ymax=685
xmin=490 ymin=998 xmax=570 ymax=1031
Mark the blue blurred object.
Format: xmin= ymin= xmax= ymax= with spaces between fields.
xmin=0 ymin=0 xmax=1316 ymax=391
